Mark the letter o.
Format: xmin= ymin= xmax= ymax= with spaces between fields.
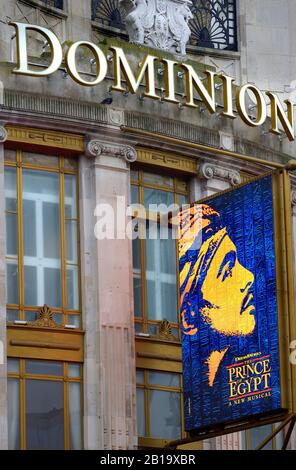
xmin=66 ymin=41 xmax=107 ymax=86
xmin=236 ymin=84 xmax=267 ymax=127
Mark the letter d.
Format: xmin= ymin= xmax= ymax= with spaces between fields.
xmin=10 ymin=22 xmax=63 ymax=77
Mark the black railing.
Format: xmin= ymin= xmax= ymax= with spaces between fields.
xmin=91 ymin=0 xmax=238 ymax=52
xmin=41 ymin=0 xmax=64 ymax=9
xmin=190 ymin=0 xmax=237 ymax=51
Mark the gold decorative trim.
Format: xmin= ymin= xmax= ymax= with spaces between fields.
xmin=29 ymin=304 xmax=61 ymax=329
xmin=6 ymin=126 xmax=84 ymax=153
xmin=154 ymin=320 xmax=179 ymax=342
xmin=10 ymin=340 xmax=80 ymax=351
xmin=137 ymin=147 xmax=197 ymax=174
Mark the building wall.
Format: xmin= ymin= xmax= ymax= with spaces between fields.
xmin=0 ymin=0 xmax=295 ymax=450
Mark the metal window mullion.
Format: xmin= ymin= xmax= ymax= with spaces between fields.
xmin=16 ymin=151 xmax=25 ymax=320
xmin=139 ymin=176 xmax=147 ymax=332
xmin=59 ymin=158 xmax=67 ymax=321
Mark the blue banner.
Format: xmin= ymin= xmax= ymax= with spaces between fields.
xmin=179 ymin=175 xmax=281 ymax=431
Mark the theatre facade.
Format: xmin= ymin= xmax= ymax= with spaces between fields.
xmin=0 ymin=0 xmax=296 ymax=450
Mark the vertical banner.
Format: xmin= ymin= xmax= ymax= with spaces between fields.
xmin=179 ymin=175 xmax=282 ymax=432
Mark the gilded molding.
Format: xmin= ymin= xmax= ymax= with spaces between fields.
xmin=6 ymin=125 xmax=84 ymax=153
xmin=200 ymin=162 xmax=241 ymax=186
xmin=137 ymin=147 xmax=197 ymax=174
xmin=86 ymin=139 xmax=137 ymax=162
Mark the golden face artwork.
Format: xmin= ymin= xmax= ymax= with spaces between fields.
xmin=201 ymin=233 xmax=255 ymax=336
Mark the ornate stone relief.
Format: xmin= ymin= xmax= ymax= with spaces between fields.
xmin=86 ymin=139 xmax=137 ymax=162
xmin=200 ymin=162 xmax=241 ymax=186
xmin=0 ymin=126 xmax=8 ymax=143
xmin=119 ymin=0 xmax=193 ymax=55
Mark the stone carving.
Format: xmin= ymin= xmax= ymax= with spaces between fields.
xmin=200 ymin=162 xmax=241 ymax=186
xmin=0 ymin=126 xmax=8 ymax=143
xmin=86 ymin=139 xmax=137 ymax=162
xmin=119 ymin=0 xmax=193 ymax=55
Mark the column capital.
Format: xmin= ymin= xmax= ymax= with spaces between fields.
xmin=0 ymin=126 xmax=8 ymax=143
xmin=199 ymin=161 xmax=241 ymax=186
xmin=86 ymin=138 xmax=137 ymax=163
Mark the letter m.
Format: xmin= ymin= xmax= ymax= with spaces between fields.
xmin=110 ymin=46 xmax=159 ymax=99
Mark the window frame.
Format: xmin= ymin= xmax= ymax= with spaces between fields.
xmin=131 ymin=166 xmax=190 ymax=338
xmin=136 ymin=367 xmax=185 ymax=449
xmin=7 ymin=358 xmax=83 ymax=450
xmin=5 ymin=148 xmax=82 ymax=329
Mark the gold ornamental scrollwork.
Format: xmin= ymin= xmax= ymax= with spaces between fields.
xmin=29 ymin=304 xmax=61 ymax=329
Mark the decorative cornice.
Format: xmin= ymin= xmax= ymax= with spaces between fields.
xmin=200 ymin=162 xmax=241 ymax=186
xmin=0 ymin=126 xmax=8 ymax=143
xmin=86 ymin=139 xmax=137 ymax=163
xmin=137 ymin=147 xmax=197 ymax=174
xmin=6 ymin=125 xmax=84 ymax=153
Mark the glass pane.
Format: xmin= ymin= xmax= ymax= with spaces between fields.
xmin=68 ymin=364 xmax=81 ymax=378
xmin=178 ymin=194 xmax=188 ymax=207
xmin=6 ymin=262 xmax=18 ymax=305
xmin=66 ymin=220 xmax=78 ymax=264
xmin=5 ymin=149 xmax=16 ymax=162
xmin=66 ymin=266 xmax=79 ymax=310
xmin=53 ymin=313 xmax=64 ymax=325
xmin=6 ymin=213 xmax=18 ymax=256
xmin=26 ymin=379 xmax=64 ymax=450
xmin=249 ymin=425 xmax=273 ymax=450
xmin=67 ymin=314 xmax=81 ymax=328
xmin=23 ymin=170 xmax=61 ymax=308
xmin=8 ymin=379 xmax=20 ymax=450
xmin=132 ymin=238 xmax=141 ymax=271
xmin=23 ymin=199 xmax=36 ymax=257
xmin=144 ymin=188 xmax=174 ymax=211
xmin=44 ymin=268 xmax=62 ymax=308
xmin=136 ymin=388 xmax=145 ymax=437
xmin=43 ymin=202 xmax=60 ymax=259
xmin=8 ymin=359 xmax=19 ymax=373
xmin=131 ymin=185 xmax=139 ymax=204
xmin=7 ymin=309 xmax=19 ymax=322
xmin=145 ymin=229 xmax=178 ymax=322
xmin=149 ymin=390 xmax=181 ymax=440
xmin=25 ymin=311 xmax=38 ymax=322
xmin=147 ymin=324 xmax=157 ymax=336
xmin=136 ymin=370 xmax=144 ymax=384
xmin=176 ymin=179 xmax=188 ymax=192
xmin=5 ymin=168 xmax=17 ymax=212
xmin=65 ymin=175 xmax=77 ymax=219
xmin=69 ymin=382 xmax=82 ymax=450
xmin=22 ymin=152 xmax=59 ymax=168
xmin=130 ymin=170 xmax=138 ymax=181
xmin=26 ymin=361 xmax=63 ymax=376
xmin=133 ymin=277 xmax=142 ymax=318
xmin=143 ymin=172 xmax=174 ymax=188
xmin=23 ymin=170 xmax=60 ymax=196
xmin=64 ymin=158 xmax=78 ymax=171
xmin=135 ymin=322 xmax=143 ymax=334
xmin=24 ymin=265 xmax=37 ymax=306
xmin=149 ymin=371 xmax=180 ymax=388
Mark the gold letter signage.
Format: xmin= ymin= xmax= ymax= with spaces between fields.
xmin=9 ymin=22 xmax=296 ymax=142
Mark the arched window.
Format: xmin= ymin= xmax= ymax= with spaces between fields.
xmin=92 ymin=0 xmax=125 ymax=30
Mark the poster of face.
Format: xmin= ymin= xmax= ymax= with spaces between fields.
xmin=179 ymin=175 xmax=281 ymax=432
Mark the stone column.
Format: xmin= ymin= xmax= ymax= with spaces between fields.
xmin=0 ymin=125 xmax=8 ymax=449
xmin=80 ymin=138 xmax=137 ymax=450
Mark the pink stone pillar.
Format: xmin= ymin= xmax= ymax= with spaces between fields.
xmin=83 ymin=138 xmax=137 ymax=449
